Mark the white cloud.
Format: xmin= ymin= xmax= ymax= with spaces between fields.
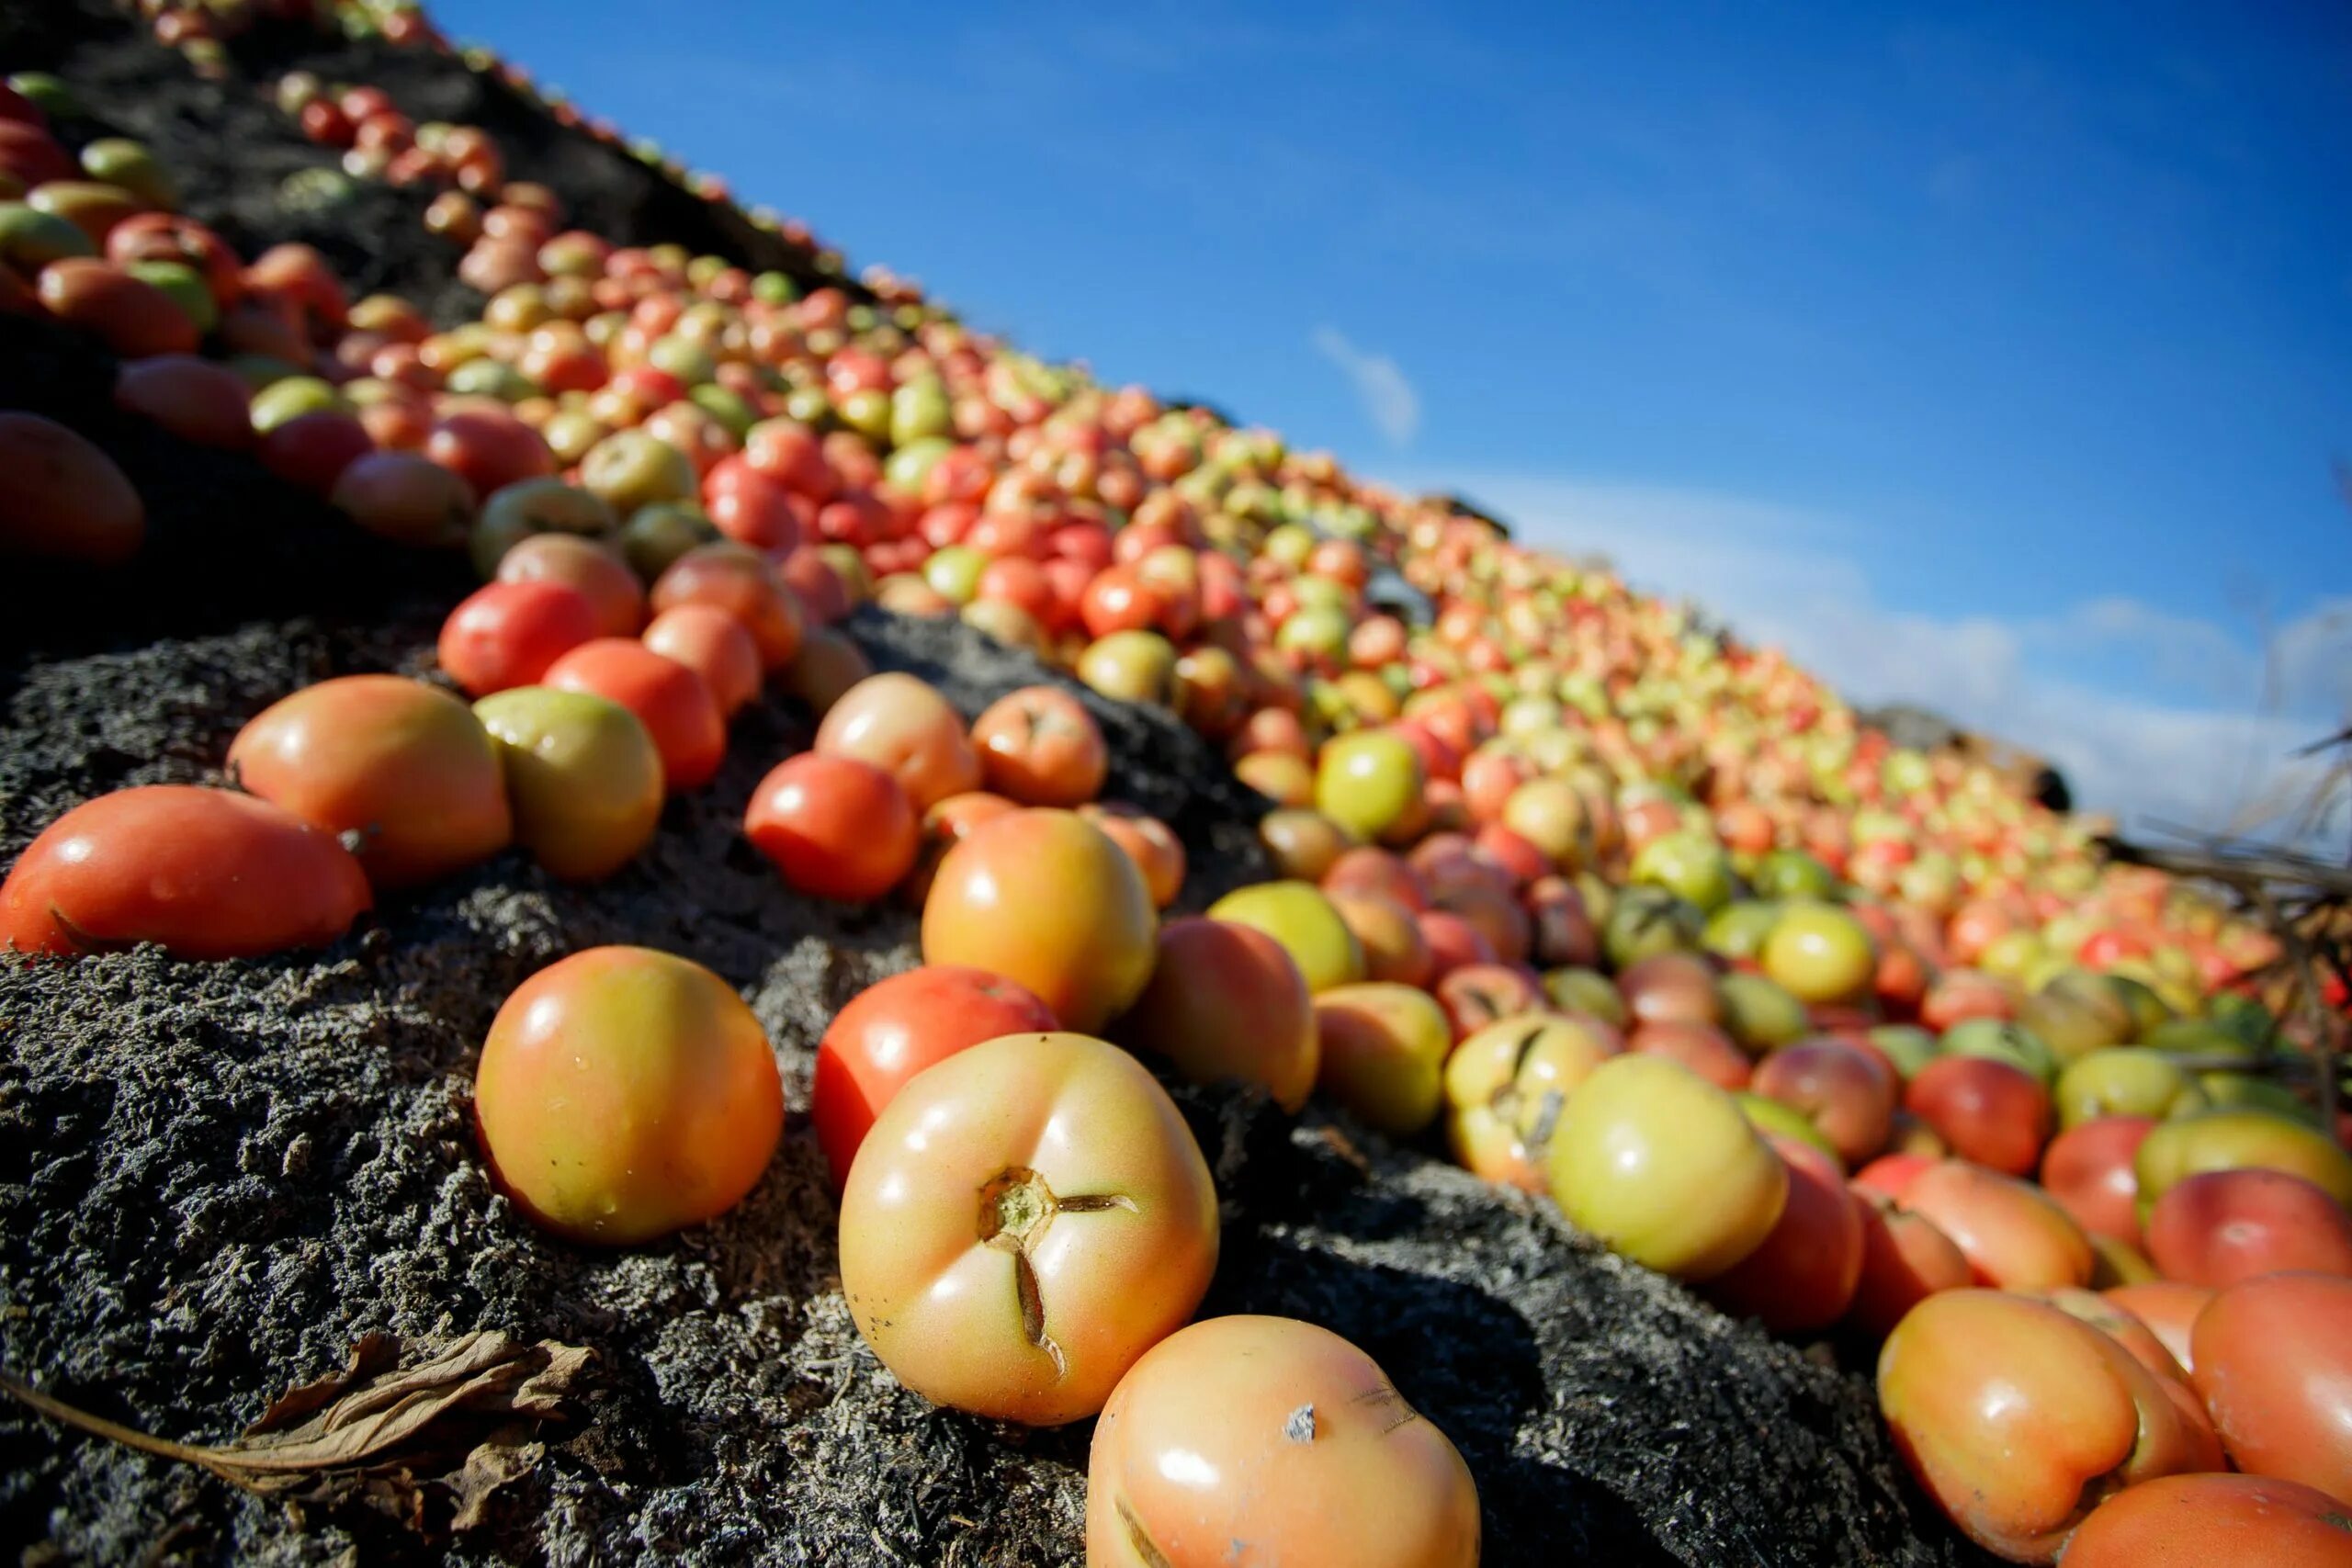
xmin=1311 ymin=327 xmax=1422 ymax=448
xmin=1394 ymin=472 xmax=2352 ymax=844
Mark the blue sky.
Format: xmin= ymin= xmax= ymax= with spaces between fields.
xmin=441 ymin=0 xmax=2352 ymax=838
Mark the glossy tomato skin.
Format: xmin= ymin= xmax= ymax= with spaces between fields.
xmin=921 ymin=808 xmax=1157 ymax=1032
xmin=1704 ymin=1137 xmax=1865 ymax=1334
xmin=1087 ymin=1315 xmax=1482 ymax=1568
xmin=810 ymin=964 xmax=1057 ymax=1190
xmin=969 ymin=684 xmax=1108 ymax=807
xmin=1878 ymin=1289 xmax=2222 ymax=1562
xmin=743 ymin=752 xmax=918 ymax=902
xmin=2144 ymin=1168 xmax=2352 ymax=1289
xmin=2191 ymin=1271 xmax=2352 ymax=1506
xmin=438 ymin=579 xmax=600 ymax=696
xmin=1901 ymin=1158 xmax=2094 ymax=1292
xmin=473 ymin=946 xmax=782 ymax=1245
xmin=228 ymin=675 xmax=511 ymax=888
xmin=2058 ymin=1473 xmax=2352 ymax=1568
xmin=544 ymin=637 xmax=726 ymax=792
xmin=814 ymin=672 xmax=980 ymax=810
xmin=0 ymin=785 xmax=369 ymax=960
xmin=1115 ymin=918 xmax=1318 ymax=1111
xmin=838 ymin=1032 xmax=1218 ymax=1426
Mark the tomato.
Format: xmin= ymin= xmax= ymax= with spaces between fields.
xmin=114 ymin=355 xmax=254 ymax=450
xmin=427 ymin=405 xmax=557 ymax=502
xmin=1079 ymin=802 xmax=1185 ymax=909
xmin=743 ymin=752 xmax=918 ymax=901
xmin=1116 ymin=917 xmax=1317 ymax=1111
xmin=2059 ymin=1473 xmax=2352 ymax=1568
xmin=640 ymin=604 xmax=761 ymax=716
xmin=814 ymin=672 xmax=981 ymax=810
xmin=330 ymin=451 xmax=474 ymax=549
xmin=473 ymin=946 xmax=782 ymax=1245
xmin=1878 ymin=1290 xmax=2223 ymax=1562
xmin=0 ymin=411 xmax=143 ymax=565
xmin=496 ymin=532 xmax=646 ymax=638
xmin=837 ymin=1031 xmax=1218 ymax=1425
xmin=258 ymin=411 xmax=374 ymax=497
xmin=228 ymin=676 xmax=510 ymax=888
xmin=1443 ymin=1013 xmax=1614 ymax=1190
xmin=2192 ymin=1271 xmax=2352 ymax=1505
xmin=1705 ymin=1137 xmax=1866 ymax=1334
xmin=2102 ymin=1280 xmax=2213 ymax=1375
xmin=544 ymin=637 xmax=727 ymax=792
xmin=37 ymin=258 xmax=198 ymax=358
xmin=1 ymin=785 xmax=369 ymax=960
xmin=921 ymin=808 xmax=1158 ymax=1032
xmin=472 ymin=687 xmax=666 ymax=882
xmin=1087 ymin=1315 xmax=1482 ymax=1568
xmin=811 ymin=965 xmax=1057 ymax=1190
xmin=1548 ymin=1054 xmax=1789 ymax=1280
xmin=2145 ymin=1168 xmax=2352 ymax=1289
xmin=969 ymin=685 xmax=1108 ymax=807
xmin=1905 ymin=1055 xmax=2052 ymax=1177
xmin=1847 ymin=1188 xmax=1971 ymax=1338
xmin=438 ymin=579 xmax=601 ymax=696
xmin=650 ymin=544 xmax=806 ymax=670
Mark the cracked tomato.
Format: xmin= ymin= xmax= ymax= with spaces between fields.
xmin=838 ymin=1031 xmax=1217 ymax=1425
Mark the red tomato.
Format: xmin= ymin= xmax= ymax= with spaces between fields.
xmin=437 ymin=579 xmax=601 ymax=696
xmin=2060 ymin=1473 xmax=2352 ymax=1568
xmin=743 ymin=752 xmax=919 ymax=902
xmin=1 ymin=785 xmax=369 ymax=960
xmin=426 ymin=405 xmax=556 ymax=502
xmin=114 ymin=355 xmax=254 ymax=450
xmin=258 ymin=411 xmax=374 ymax=496
xmin=810 ymin=964 xmax=1058 ymax=1190
xmin=641 ymin=604 xmax=761 ymax=716
xmin=544 ymin=638 xmax=727 ymax=792
xmin=2192 ymin=1271 xmax=2352 ymax=1505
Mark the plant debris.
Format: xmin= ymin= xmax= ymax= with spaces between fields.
xmin=0 ymin=1332 xmax=589 ymax=1540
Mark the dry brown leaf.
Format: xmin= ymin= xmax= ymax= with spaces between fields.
xmin=0 ymin=1330 xmax=589 ymax=1540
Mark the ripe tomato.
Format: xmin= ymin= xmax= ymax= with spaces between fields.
xmin=2060 ymin=1473 xmax=2352 ymax=1568
xmin=438 ymin=579 xmax=601 ymax=697
xmin=743 ymin=752 xmax=918 ymax=901
xmin=1704 ymin=1137 xmax=1866 ymax=1334
xmin=228 ymin=675 xmax=511 ymax=888
xmin=1116 ymin=918 xmax=1318 ymax=1111
xmin=2192 ymin=1271 xmax=2352 ymax=1505
xmin=1 ymin=785 xmax=369 ymax=960
xmin=838 ymin=1032 xmax=1218 ymax=1425
xmin=543 ymin=637 xmax=726 ymax=792
xmin=473 ymin=946 xmax=782 ymax=1245
xmin=814 ymin=672 xmax=981 ymax=810
xmin=810 ymin=964 xmax=1057 ymax=1190
xmin=922 ymin=808 xmax=1159 ymax=1033
xmin=969 ymin=685 xmax=1108 ymax=807
xmin=640 ymin=604 xmax=761 ymax=716
xmin=0 ymin=411 xmax=145 ymax=565
xmin=1879 ymin=1290 xmax=2222 ymax=1562
xmin=1087 ymin=1315 xmax=1482 ymax=1568
xmin=650 ymin=544 xmax=805 ymax=670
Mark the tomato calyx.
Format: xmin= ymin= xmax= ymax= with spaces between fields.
xmin=975 ymin=1164 xmax=1138 ymax=1377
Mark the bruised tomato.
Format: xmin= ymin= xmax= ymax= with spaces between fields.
xmin=544 ymin=638 xmax=727 ymax=792
xmin=838 ymin=1032 xmax=1218 ymax=1425
xmin=1 ymin=785 xmax=368 ymax=960
xmin=743 ymin=752 xmax=919 ymax=901
xmin=1087 ymin=1315 xmax=1481 ymax=1568
xmin=473 ymin=946 xmax=782 ymax=1245
xmin=810 ymin=964 xmax=1057 ymax=1190
xmin=228 ymin=676 xmax=510 ymax=888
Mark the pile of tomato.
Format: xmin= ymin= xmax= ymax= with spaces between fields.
xmin=4 ymin=7 xmax=2349 ymax=1564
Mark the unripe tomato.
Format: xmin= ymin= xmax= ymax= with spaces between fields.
xmin=921 ymin=808 xmax=1157 ymax=1032
xmin=1879 ymin=1290 xmax=2222 ymax=1562
xmin=229 ymin=676 xmax=510 ymax=888
xmin=1547 ymin=1054 xmax=1788 ymax=1280
xmin=1 ymin=785 xmax=368 ymax=960
xmin=473 ymin=687 xmax=665 ymax=882
xmin=811 ymin=964 xmax=1057 ymax=1190
xmin=743 ymin=752 xmax=918 ymax=901
xmin=1087 ymin=1315 xmax=1481 ymax=1568
xmin=1443 ymin=1012 xmax=1616 ymax=1190
xmin=474 ymin=946 xmax=782 ymax=1245
xmin=838 ymin=1032 xmax=1218 ymax=1425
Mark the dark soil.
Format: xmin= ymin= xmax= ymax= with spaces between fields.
xmin=1 ymin=5 xmax=1994 ymax=1564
